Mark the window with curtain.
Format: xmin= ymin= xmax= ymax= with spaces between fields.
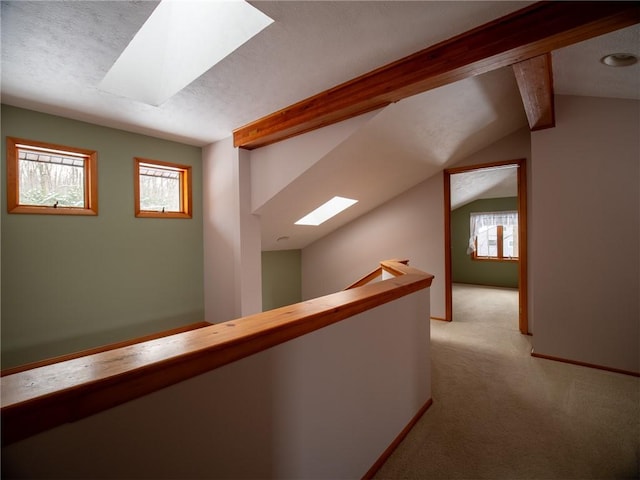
xmin=468 ymin=211 xmax=518 ymax=261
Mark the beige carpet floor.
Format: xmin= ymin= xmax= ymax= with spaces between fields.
xmin=374 ymin=283 xmax=640 ymax=479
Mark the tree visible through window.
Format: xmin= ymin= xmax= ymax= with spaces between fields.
xmin=468 ymin=211 xmax=518 ymax=261
xmin=6 ymin=137 xmax=98 ymax=215
xmin=134 ymin=158 xmax=192 ymax=218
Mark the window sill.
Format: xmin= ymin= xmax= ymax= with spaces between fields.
xmin=8 ymin=205 xmax=98 ymax=216
xmin=135 ymin=210 xmax=192 ymax=219
xmin=472 ymin=256 xmax=519 ymax=263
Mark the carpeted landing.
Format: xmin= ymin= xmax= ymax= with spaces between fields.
xmin=374 ymin=283 xmax=640 ymax=479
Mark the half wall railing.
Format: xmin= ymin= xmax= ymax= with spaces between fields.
xmin=2 ymin=259 xmax=433 ymax=476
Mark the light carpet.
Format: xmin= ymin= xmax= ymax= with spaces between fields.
xmin=374 ymin=283 xmax=640 ymax=479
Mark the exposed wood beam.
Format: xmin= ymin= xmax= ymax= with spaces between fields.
xmin=512 ymin=53 xmax=555 ymax=131
xmin=233 ymin=1 xmax=639 ymax=150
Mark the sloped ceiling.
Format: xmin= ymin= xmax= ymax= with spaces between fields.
xmin=257 ymin=68 xmax=528 ymax=250
xmin=256 ymin=22 xmax=639 ymax=250
xmin=450 ymin=167 xmax=518 ymax=211
xmin=0 ymin=0 xmax=533 ymax=145
xmin=1 ymin=2 xmax=638 ymax=251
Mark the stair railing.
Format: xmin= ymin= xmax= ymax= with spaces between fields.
xmin=1 ymin=259 xmax=433 ymax=446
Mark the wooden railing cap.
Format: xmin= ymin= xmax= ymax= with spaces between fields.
xmin=1 ymin=260 xmax=433 ymax=446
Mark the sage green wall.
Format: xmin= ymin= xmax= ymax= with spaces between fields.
xmin=451 ymin=197 xmax=518 ymax=288
xmin=1 ymin=105 xmax=204 ymax=367
xmin=262 ymin=250 xmax=301 ymax=311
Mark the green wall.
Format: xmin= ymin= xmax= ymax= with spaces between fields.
xmin=451 ymin=197 xmax=518 ymax=288
xmin=1 ymin=105 xmax=204 ymax=367
xmin=262 ymin=250 xmax=301 ymax=311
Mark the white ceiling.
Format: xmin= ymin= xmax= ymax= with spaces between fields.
xmin=1 ymin=0 xmax=535 ymax=145
xmin=450 ymin=166 xmax=518 ymax=211
xmin=2 ymin=1 xmax=639 ymax=250
xmin=257 ymin=67 xmax=528 ymax=250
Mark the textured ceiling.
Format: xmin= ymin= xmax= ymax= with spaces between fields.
xmin=2 ymin=1 xmax=638 ymax=250
xmin=553 ymin=23 xmax=640 ymax=99
xmin=1 ymin=1 xmax=533 ymax=145
xmin=258 ymin=68 xmax=528 ymax=250
xmin=450 ymin=167 xmax=518 ymax=211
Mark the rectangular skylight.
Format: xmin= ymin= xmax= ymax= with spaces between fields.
xmin=295 ymin=196 xmax=358 ymax=226
xmin=99 ymin=0 xmax=273 ymax=106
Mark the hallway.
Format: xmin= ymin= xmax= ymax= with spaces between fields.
xmin=375 ymin=284 xmax=640 ymax=479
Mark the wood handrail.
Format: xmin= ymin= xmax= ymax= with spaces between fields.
xmin=1 ymin=260 xmax=433 ymax=446
xmin=345 ymin=259 xmax=409 ymax=290
xmin=0 ymin=321 xmax=212 ymax=377
xmin=380 ymin=259 xmax=417 ymax=277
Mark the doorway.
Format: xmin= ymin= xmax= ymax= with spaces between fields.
xmin=443 ymin=159 xmax=528 ymax=334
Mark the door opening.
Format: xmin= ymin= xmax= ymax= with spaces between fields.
xmin=443 ymin=159 xmax=529 ymax=334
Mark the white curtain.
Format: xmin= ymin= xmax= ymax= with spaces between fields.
xmin=467 ymin=211 xmax=518 ymax=254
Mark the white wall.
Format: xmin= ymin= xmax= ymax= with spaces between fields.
xmin=238 ymin=147 xmax=263 ymax=317
xmin=531 ymin=95 xmax=639 ymax=373
xmin=203 ymin=138 xmax=261 ymax=323
xmin=250 ymin=111 xmax=379 ymax=212
xmin=302 ymin=128 xmax=531 ymax=320
xmin=304 ymin=172 xmax=446 ymax=313
xmin=3 ymin=289 xmax=431 ymax=479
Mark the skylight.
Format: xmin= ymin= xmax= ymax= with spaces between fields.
xmin=99 ymin=0 xmax=273 ymax=106
xmin=295 ymin=196 xmax=358 ymax=226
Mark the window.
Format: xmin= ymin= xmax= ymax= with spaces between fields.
xmin=134 ymin=158 xmax=192 ymax=218
xmin=468 ymin=211 xmax=518 ymax=261
xmin=6 ymin=137 xmax=98 ymax=215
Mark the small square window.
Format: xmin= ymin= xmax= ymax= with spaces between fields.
xmin=134 ymin=158 xmax=192 ymax=219
xmin=6 ymin=137 xmax=98 ymax=215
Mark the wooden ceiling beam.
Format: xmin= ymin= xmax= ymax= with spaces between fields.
xmin=512 ymin=53 xmax=555 ymax=131
xmin=233 ymin=1 xmax=640 ymax=150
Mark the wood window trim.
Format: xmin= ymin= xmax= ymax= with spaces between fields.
xmin=6 ymin=137 xmax=98 ymax=216
xmin=134 ymin=157 xmax=192 ymax=219
xmin=472 ymin=225 xmax=519 ymax=262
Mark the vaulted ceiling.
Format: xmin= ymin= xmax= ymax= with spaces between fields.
xmin=2 ymin=1 xmax=638 ymax=250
